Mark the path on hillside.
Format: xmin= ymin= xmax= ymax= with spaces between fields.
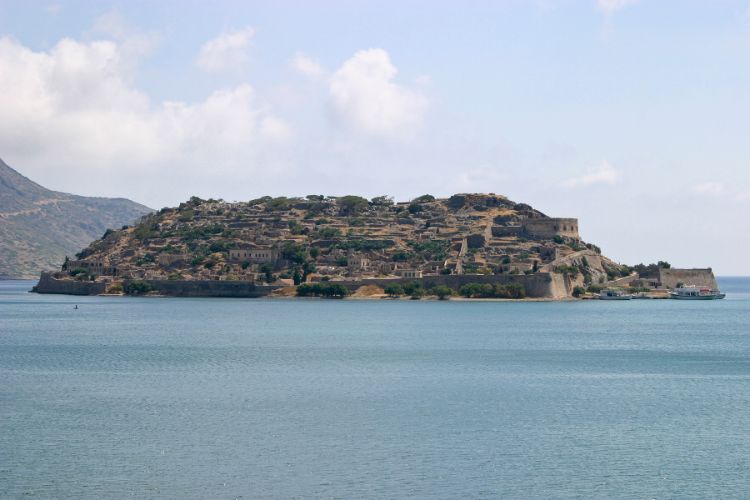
xmin=0 ymin=197 xmax=73 ymax=218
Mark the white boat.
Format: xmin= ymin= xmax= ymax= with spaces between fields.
xmin=599 ymin=289 xmax=632 ymax=300
xmin=670 ymin=286 xmax=725 ymax=300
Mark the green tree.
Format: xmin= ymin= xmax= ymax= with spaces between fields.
xmin=338 ymin=195 xmax=369 ymax=215
xmin=430 ymin=285 xmax=453 ymax=300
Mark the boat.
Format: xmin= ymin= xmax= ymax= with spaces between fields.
xmin=599 ymin=289 xmax=632 ymax=300
xmin=669 ymin=286 xmax=725 ymax=300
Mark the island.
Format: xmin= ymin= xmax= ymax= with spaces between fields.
xmin=33 ymin=193 xmax=718 ymax=300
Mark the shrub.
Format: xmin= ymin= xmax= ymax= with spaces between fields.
xmin=296 ymin=283 xmax=350 ymax=298
xmin=123 ymin=280 xmax=153 ymax=295
xmin=555 ymin=264 xmax=579 ymax=277
xmin=572 ymin=286 xmax=586 ymax=297
xmin=384 ymin=284 xmax=405 ymax=297
xmin=413 ymin=194 xmax=435 ymax=203
xmin=430 ymin=285 xmax=453 ymax=300
xmin=402 ymin=281 xmax=423 ymax=296
xmin=459 ymin=282 xmax=525 ymax=299
xmin=553 ymin=235 xmax=564 ymax=244
xmin=338 ymin=195 xmax=369 ymax=215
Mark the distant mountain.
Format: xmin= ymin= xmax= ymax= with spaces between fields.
xmin=0 ymin=158 xmax=152 ymax=278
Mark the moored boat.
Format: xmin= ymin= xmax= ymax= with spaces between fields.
xmin=599 ymin=289 xmax=632 ymax=300
xmin=669 ymin=286 xmax=725 ymax=300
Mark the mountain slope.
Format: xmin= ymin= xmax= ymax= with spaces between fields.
xmin=0 ymin=158 xmax=152 ymax=278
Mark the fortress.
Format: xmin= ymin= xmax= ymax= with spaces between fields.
xmin=521 ymin=218 xmax=579 ymax=240
xmin=32 ymin=192 xmax=718 ymax=300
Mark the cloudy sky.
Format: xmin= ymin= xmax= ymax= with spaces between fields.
xmin=1 ymin=0 xmax=749 ymax=274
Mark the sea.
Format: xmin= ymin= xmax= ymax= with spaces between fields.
xmin=1 ymin=277 xmax=750 ymax=499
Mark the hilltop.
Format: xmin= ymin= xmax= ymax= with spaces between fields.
xmin=0 ymin=158 xmax=152 ymax=278
xmin=46 ymin=192 xmax=634 ymax=298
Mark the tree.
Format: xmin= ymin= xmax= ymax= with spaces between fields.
xmin=296 ymin=283 xmax=349 ymax=298
xmin=293 ymin=268 xmax=303 ymax=285
xmin=384 ymin=284 xmax=404 ymax=297
xmin=371 ymin=195 xmax=394 ymax=206
xmin=572 ymin=286 xmax=586 ymax=298
xmin=260 ymin=264 xmax=274 ymax=282
xmin=431 ymin=285 xmax=453 ymax=300
xmin=338 ymin=195 xmax=369 ymax=215
xmin=413 ymin=194 xmax=435 ymax=203
xmin=123 ymin=280 xmax=153 ymax=295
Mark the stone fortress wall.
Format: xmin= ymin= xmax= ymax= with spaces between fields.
xmin=658 ymin=268 xmax=718 ymax=289
xmin=521 ymin=218 xmax=579 ymax=239
xmin=35 ymin=272 xmax=572 ymax=299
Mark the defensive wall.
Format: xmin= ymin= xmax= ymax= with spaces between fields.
xmin=521 ymin=218 xmax=579 ymax=239
xmin=335 ymin=272 xmax=572 ymax=299
xmin=658 ymin=268 xmax=718 ymax=289
xmin=35 ymin=272 xmax=572 ymax=299
xmin=491 ymin=218 xmax=580 ymax=240
xmin=35 ymin=272 xmax=106 ymax=295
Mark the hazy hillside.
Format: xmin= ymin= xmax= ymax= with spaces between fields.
xmin=0 ymin=158 xmax=152 ymax=278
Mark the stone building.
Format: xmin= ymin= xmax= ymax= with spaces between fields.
xmin=521 ymin=218 xmax=579 ymax=239
xmin=68 ymin=259 xmax=117 ymax=276
xmin=347 ymin=254 xmax=370 ymax=271
xmin=228 ymin=247 xmax=279 ymax=264
xmin=398 ymin=269 xmax=423 ymax=279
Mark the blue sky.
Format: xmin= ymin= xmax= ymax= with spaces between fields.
xmin=1 ymin=0 xmax=749 ymax=274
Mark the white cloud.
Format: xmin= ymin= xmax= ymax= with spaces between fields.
xmin=195 ymin=27 xmax=254 ymax=73
xmin=692 ymin=181 xmax=725 ymax=195
xmin=291 ymin=53 xmax=326 ymax=79
xmin=596 ymin=0 xmax=640 ymax=16
xmin=328 ymin=49 xmax=428 ymax=138
xmin=562 ymin=160 xmax=621 ymax=188
xmin=87 ymin=11 xmax=161 ymax=71
xmin=0 ymin=35 xmax=289 ymax=202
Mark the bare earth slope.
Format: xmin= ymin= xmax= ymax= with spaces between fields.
xmin=0 ymin=158 xmax=152 ymax=278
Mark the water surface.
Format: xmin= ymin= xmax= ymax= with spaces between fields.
xmin=2 ymin=278 xmax=750 ymax=498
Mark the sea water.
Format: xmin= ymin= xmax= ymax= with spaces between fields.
xmin=1 ymin=278 xmax=750 ymax=498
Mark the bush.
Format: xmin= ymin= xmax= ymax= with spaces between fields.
xmin=554 ymin=264 xmax=579 ymax=277
xmin=123 ymin=280 xmax=153 ymax=295
xmin=338 ymin=195 xmax=369 ymax=215
xmin=384 ymin=284 xmax=404 ymax=297
xmin=430 ymin=285 xmax=453 ymax=300
xmin=413 ymin=194 xmax=435 ymax=203
xmin=553 ymin=235 xmax=564 ymax=244
xmin=402 ymin=281 xmax=423 ymax=296
xmin=459 ymin=282 xmax=526 ymax=299
xmin=296 ymin=283 xmax=350 ymax=298
xmin=572 ymin=286 xmax=586 ymax=297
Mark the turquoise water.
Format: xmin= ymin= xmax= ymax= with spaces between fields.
xmin=2 ymin=278 xmax=750 ymax=498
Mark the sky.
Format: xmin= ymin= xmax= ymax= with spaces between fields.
xmin=0 ymin=0 xmax=749 ymax=274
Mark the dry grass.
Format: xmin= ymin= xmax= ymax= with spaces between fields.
xmin=351 ymin=284 xmax=385 ymax=297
